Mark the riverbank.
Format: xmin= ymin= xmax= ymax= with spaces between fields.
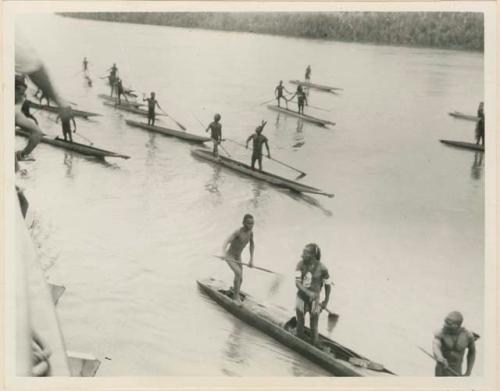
xmin=59 ymin=12 xmax=483 ymax=51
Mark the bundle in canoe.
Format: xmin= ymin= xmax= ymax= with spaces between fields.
xmin=98 ymin=94 xmax=144 ymax=108
xmin=267 ymin=105 xmax=335 ymax=127
xmin=16 ymin=128 xmax=130 ymax=159
xmin=30 ymin=102 xmax=100 ymax=119
xmin=125 ymin=120 xmax=210 ymax=144
xmin=191 ymin=148 xmax=334 ymax=198
xmin=448 ymin=111 xmax=480 ymax=122
xmin=440 ymin=139 xmax=484 ymax=152
xmin=289 ymin=80 xmax=342 ymax=93
xmin=198 ymin=278 xmax=395 ymax=377
xmin=102 ymin=101 xmax=165 ymax=117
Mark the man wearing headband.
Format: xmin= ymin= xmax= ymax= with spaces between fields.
xmin=295 ymin=243 xmax=331 ymax=346
xmin=433 ymin=311 xmax=476 ymax=376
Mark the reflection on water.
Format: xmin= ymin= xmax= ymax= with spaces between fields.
xmin=205 ymin=164 xmax=223 ymax=200
xmin=63 ymin=152 xmax=73 ymax=178
xmin=145 ymin=132 xmax=157 ymax=166
xmin=222 ymin=319 xmax=247 ymax=368
xmin=284 ymin=190 xmax=333 ymax=217
xmin=248 ymin=179 xmax=267 ymax=209
xmin=470 ymin=152 xmax=483 ymax=180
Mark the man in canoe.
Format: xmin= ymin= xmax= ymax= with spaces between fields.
xmin=83 ymin=57 xmax=88 ymax=72
xmin=475 ymin=102 xmax=484 ymax=146
xmin=433 ymin=311 xmax=477 ymax=376
xmin=56 ymin=106 xmax=77 ymax=142
xmin=143 ymin=92 xmax=162 ymax=126
xmin=295 ymin=243 xmax=331 ymax=346
xmin=289 ymin=85 xmax=308 ymax=115
xmin=246 ymin=120 xmax=271 ymax=170
xmin=305 ymin=65 xmax=311 ymax=82
xmin=205 ymin=113 xmax=222 ymax=157
xmin=114 ymin=78 xmax=129 ymax=105
xmin=222 ymin=214 xmax=255 ymax=305
xmin=275 ymin=80 xmax=291 ymax=108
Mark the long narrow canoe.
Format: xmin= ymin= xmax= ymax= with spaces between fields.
xmin=440 ymin=139 xmax=484 ymax=152
xmin=30 ymin=102 xmax=100 ymax=119
xmin=267 ymin=105 xmax=335 ymax=127
xmin=289 ymin=80 xmax=342 ymax=92
xmin=448 ymin=111 xmax=480 ymax=122
xmin=125 ymin=120 xmax=210 ymax=143
xmin=16 ymin=128 xmax=130 ymax=159
xmin=191 ymin=148 xmax=334 ymax=197
xmin=103 ymin=101 xmax=165 ymax=117
xmin=98 ymin=94 xmax=144 ymax=108
xmin=198 ymin=278 xmax=395 ymax=377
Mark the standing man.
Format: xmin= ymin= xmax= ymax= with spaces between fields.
xmin=289 ymin=85 xmax=308 ymax=115
xmin=82 ymin=57 xmax=89 ymax=72
xmin=305 ymin=65 xmax=311 ymax=82
xmin=275 ymin=80 xmax=290 ymax=108
xmin=114 ymin=78 xmax=128 ymax=105
xmin=143 ymin=92 xmax=162 ymax=126
xmin=246 ymin=120 xmax=271 ymax=171
xmin=222 ymin=214 xmax=255 ymax=305
xmin=295 ymin=243 xmax=331 ymax=346
xmin=108 ymin=63 xmax=118 ymax=96
xmin=56 ymin=106 xmax=77 ymax=142
xmin=475 ymin=102 xmax=484 ymax=146
xmin=433 ymin=311 xmax=477 ymax=376
xmin=205 ymin=113 xmax=222 ymax=157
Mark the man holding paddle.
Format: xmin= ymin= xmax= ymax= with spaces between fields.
xmin=289 ymin=85 xmax=308 ymax=115
xmin=221 ymin=214 xmax=255 ymax=305
xmin=56 ymin=106 xmax=77 ymax=142
xmin=206 ymin=113 xmax=222 ymax=157
xmin=143 ymin=92 xmax=162 ymax=126
xmin=275 ymin=80 xmax=290 ymax=108
xmin=246 ymin=120 xmax=271 ymax=171
xmin=432 ymin=311 xmax=476 ymax=376
xmin=295 ymin=243 xmax=331 ymax=347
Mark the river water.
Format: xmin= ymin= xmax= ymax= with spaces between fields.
xmin=15 ymin=13 xmax=485 ymax=376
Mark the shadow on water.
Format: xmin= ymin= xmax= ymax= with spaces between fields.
xmin=470 ymin=151 xmax=483 ymax=180
xmin=281 ymin=190 xmax=333 ymax=217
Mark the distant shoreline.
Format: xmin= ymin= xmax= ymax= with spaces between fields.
xmin=59 ymin=12 xmax=484 ymax=52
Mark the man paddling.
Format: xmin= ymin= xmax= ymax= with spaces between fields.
xmin=475 ymin=102 xmax=484 ymax=146
xmin=205 ymin=113 xmax=222 ymax=157
xmin=222 ymin=214 xmax=255 ymax=305
xmin=246 ymin=120 xmax=271 ymax=170
xmin=56 ymin=106 xmax=77 ymax=142
xmin=289 ymin=85 xmax=308 ymax=115
xmin=275 ymin=80 xmax=290 ymax=108
xmin=295 ymin=243 xmax=331 ymax=346
xmin=114 ymin=78 xmax=129 ymax=105
xmin=433 ymin=311 xmax=476 ymax=376
xmin=143 ymin=92 xmax=162 ymax=126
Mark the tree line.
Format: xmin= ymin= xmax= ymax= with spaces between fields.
xmin=59 ymin=12 xmax=484 ymax=51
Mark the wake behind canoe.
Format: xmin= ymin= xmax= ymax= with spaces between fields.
xmin=125 ymin=120 xmax=210 ymax=143
xmin=103 ymin=101 xmax=165 ymax=117
xmin=440 ymin=139 xmax=484 ymax=152
xmin=289 ymin=80 xmax=342 ymax=92
xmin=16 ymin=128 xmax=130 ymax=159
xmin=29 ymin=102 xmax=101 ymax=119
xmin=267 ymin=105 xmax=335 ymax=127
xmin=191 ymin=148 xmax=334 ymax=197
xmin=448 ymin=111 xmax=480 ymax=122
xmin=197 ymin=278 xmax=394 ymax=377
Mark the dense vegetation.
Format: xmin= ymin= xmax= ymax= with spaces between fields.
xmin=59 ymin=12 xmax=484 ymax=51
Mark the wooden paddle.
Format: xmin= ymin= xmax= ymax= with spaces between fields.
xmin=212 ymin=255 xmax=279 ymax=275
xmin=226 ymin=138 xmax=307 ymax=179
xmin=417 ymin=346 xmax=461 ymax=376
xmin=73 ymin=132 xmax=94 ymax=146
xmin=194 ymin=115 xmax=231 ymax=157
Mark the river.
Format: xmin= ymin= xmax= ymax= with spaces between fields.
xmin=15 ymin=13 xmax=484 ymax=376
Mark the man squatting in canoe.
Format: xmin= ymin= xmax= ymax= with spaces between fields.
xmin=15 ymin=27 xmax=72 ymax=161
xmin=56 ymin=107 xmax=77 ymax=142
xmin=246 ymin=120 xmax=271 ymax=171
xmin=295 ymin=243 xmax=331 ymax=346
xmin=222 ymin=214 xmax=255 ymax=305
xmin=289 ymin=85 xmax=308 ymax=115
xmin=433 ymin=311 xmax=476 ymax=376
xmin=475 ymin=102 xmax=484 ymax=146
xmin=143 ymin=92 xmax=162 ymax=126
xmin=275 ymin=80 xmax=291 ymax=108
xmin=205 ymin=113 xmax=222 ymax=157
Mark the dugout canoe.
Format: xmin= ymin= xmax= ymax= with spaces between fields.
xmin=191 ymin=148 xmax=334 ymax=197
xmin=440 ymin=139 xmax=484 ymax=152
xmin=125 ymin=120 xmax=211 ymax=143
xmin=98 ymin=94 xmax=144 ymax=107
xmin=103 ymin=101 xmax=165 ymax=117
xmin=289 ymin=80 xmax=342 ymax=92
xmin=448 ymin=111 xmax=480 ymax=122
xmin=197 ymin=278 xmax=395 ymax=377
xmin=267 ymin=105 xmax=335 ymax=127
xmin=29 ymin=102 xmax=100 ymax=119
xmin=16 ymin=128 xmax=130 ymax=159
